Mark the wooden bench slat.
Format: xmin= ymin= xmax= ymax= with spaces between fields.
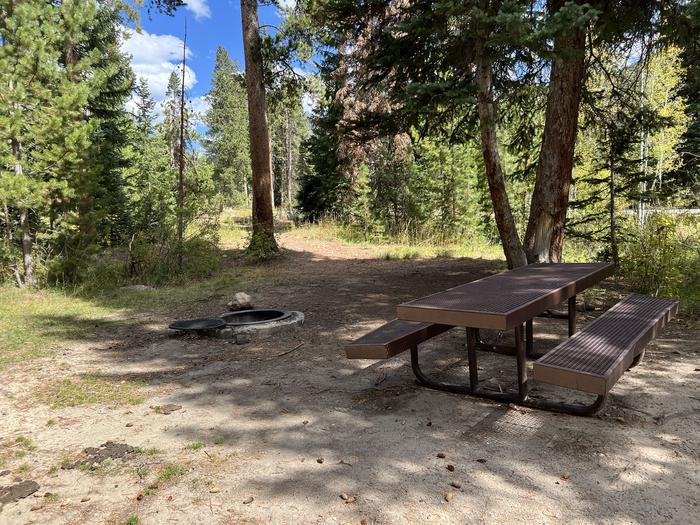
xmin=345 ymin=319 xmax=451 ymax=359
xmin=533 ymin=294 xmax=678 ymax=395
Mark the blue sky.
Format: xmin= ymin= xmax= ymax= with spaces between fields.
xmin=121 ymin=0 xmax=289 ymax=114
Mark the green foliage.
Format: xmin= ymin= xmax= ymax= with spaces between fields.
xmin=621 ymin=214 xmax=700 ymax=311
xmin=204 ymin=47 xmax=251 ymax=206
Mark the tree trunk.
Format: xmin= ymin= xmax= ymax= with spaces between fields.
xmin=241 ymin=0 xmax=277 ymax=254
xmin=286 ymin=109 xmax=293 ymax=209
xmin=19 ymin=208 xmax=34 ymax=287
xmin=177 ymin=28 xmax=187 ymax=273
xmin=609 ymin=150 xmax=618 ymax=266
xmin=475 ymin=47 xmax=528 ymax=269
xmin=524 ymin=3 xmax=586 ymax=263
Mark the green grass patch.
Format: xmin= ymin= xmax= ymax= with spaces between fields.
xmin=183 ymin=442 xmax=204 ymax=451
xmin=126 ymin=515 xmax=140 ymax=525
xmin=38 ymin=376 xmax=144 ymax=408
xmin=154 ymin=463 xmax=187 ymax=485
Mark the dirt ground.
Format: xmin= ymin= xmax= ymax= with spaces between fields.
xmin=1 ymin=231 xmax=698 ymax=524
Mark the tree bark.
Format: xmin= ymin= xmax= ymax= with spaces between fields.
xmin=475 ymin=48 xmax=528 ymax=269
xmin=241 ymin=0 xmax=277 ymax=254
xmin=285 ymin=109 xmax=294 ymax=209
xmin=524 ymin=4 xmax=586 ymax=263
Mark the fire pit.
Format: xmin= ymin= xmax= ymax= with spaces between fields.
xmin=169 ymin=309 xmax=304 ymax=344
xmin=220 ymin=309 xmax=291 ymax=326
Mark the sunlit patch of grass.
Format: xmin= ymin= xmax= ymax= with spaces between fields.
xmin=154 ymin=463 xmax=187 ymax=485
xmin=126 ymin=514 xmax=140 ymax=525
xmin=136 ymin=447 xmax=161 ymax=456
xmin=18 ymin=463 xmax=31 ymax=473
xmin=183 ymin=442 xmax=204 ymax=451
xmin=38 ymin=376 xmax=144 ymax=408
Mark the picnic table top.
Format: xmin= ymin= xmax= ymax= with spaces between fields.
xmin=396 ymin=262 xmax=615 ymax=330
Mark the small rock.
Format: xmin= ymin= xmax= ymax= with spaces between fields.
xmin=235 ymin=333 xmax=252 ymax=345
xmin=345 ymin=495 xmax=357 ymax=504
xmin=436 ymin=453 xmax=446 ymax=459
xmin=316 ymin=457 xmax=324 ymax=464
xmin=44 ymin=492 xmax=53 ymax=498
xmin=81 ymin=497 xmax=91 ymax=503
xmin=125 ymin=423 xmax=133 ymax=427
xmin=615 ymin=417 xmax=625 ymax=424
xmin=476 ymin=458 xmax=487 ymax=463
xmin=209 ymin=487 xmax=221 ymax=494
xmin=227 ymin=292 xmax=253 ymax=312
xmin=444 ymin=492 xmax=454 ymax=502
xmin=450 ymin=481 xmax=462 ymax=489
xmin=243 ymin=496 xmax=254 ymax=504
xmin=30 ymin=504 xmax=43 ymax=511
xmin=340 ymin=493 xmax=349 ymax=501
xmin=561 ymin=472 xmax=571 ymax=481
xmin=426 ymin=421 xmax=432 ymax=427
xmin=153 ymin=404 xmax=182 ymax=415
xmin=446 ymin=464 xmax=455 ymax=472
xmin=136 ymin=493 xmax=144 ymax=501
xmin=302 ymin=420 xmax=309 ymax=425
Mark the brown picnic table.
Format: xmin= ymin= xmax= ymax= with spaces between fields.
xmin=346 ymin=262 xmax=678 ymax=415
xmin=395 ymin=262 xmax=615 ymax=413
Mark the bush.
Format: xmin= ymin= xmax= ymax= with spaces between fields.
xmin=621 ymin=213 xmax=700 ymax=312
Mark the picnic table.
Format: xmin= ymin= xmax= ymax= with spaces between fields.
xmin=346 ymin=262 xmax=678 ymax=415
xmin=396 ymin=262 xmax=613 ymax=412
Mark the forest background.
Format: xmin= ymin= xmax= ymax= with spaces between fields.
xmin=0 ymin=0 xmax=699 ymax=312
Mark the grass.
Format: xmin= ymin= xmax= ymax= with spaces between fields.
xmin=37 ymin=376 xmax=144 ymax=408
xmin=126 ymin=515 xmax=140 ymax=525
xmin=183 ymin=442 xmax=204 ymax=451
xmin=154 ymin=463 xmax=187 ymax=485
xmin=137 ymin=447 xmax=161 ymax=456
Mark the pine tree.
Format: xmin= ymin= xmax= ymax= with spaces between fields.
xmin=204 ymin=47 xmax=251 ymax=205
xmin=0 ymin=0 xmax=93 ymax=286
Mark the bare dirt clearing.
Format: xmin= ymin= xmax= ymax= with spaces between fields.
xmin=1 ymin=230 xmax=698 ymax=524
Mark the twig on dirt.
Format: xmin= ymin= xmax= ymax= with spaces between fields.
xmin=277 ymin=342 xmax=304 ymax=357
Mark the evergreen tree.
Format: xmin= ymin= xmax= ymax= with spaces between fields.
xmin=204 ymin=47 xmax=251 ymax=205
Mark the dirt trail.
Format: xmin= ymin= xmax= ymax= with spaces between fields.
xmin=1 ymin=232 xmax=698 ymax=524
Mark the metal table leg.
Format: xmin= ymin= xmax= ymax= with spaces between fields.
xmin=466 ymin=327 xmax=479 ymax=392
xmin=525 ymin=319 xmax=533 ymax=357
xmin=515 ymin=324 xmax=528 ymax=402
xmin=568 ymin=295 xmax=577 ymax=337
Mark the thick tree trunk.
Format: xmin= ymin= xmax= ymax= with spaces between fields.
xmin=524 ymin=6 xmax=586 ymax=263
xmin=475 ymin=49 xmax=528 ymax=269
xmin=241 ymin=0 xmax=277 ymax=254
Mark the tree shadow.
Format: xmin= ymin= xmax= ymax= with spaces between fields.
xmin=10 ymin=248 xmax=699 ymax=523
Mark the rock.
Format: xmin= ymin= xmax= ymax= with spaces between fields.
xmin=209 ymin=487 xmax=221 ymax=494
xmin=227 ymin=292 xmax=253 ymax=312
xmin=153 ymin=404 xmax=182 ymax=415
xmin=436 ymin=453 xmax=446 ymax=459
xmin=125 ymin=423 xmax=133 ymax=427
xmin=561 ymin=472 xmax=571 ymax=481
xmin=137 ymin=493 xmax=144 ymax=501
xmin=302 ymin=420 xmax=309 ymax=426
xmin=476 ymin=458 xmax=487 ymax=464
xmin=81 ymin=497 xmax=91 ymax=502
xmin=243 ymin=496 xmax=254 ymax=504
xmin=0 ymin=470 xmax=10 ymax=477
xmin=235 ymin=333 xmax=252 ymax=345
xmin=340 ymin=493 xmax=349 ymax=501
xmin=444 ymin=492 xmax=454 ymax=502
xmin=122 ymin=285 xmax=153 ymax=292
xmin=446 ymin=464 xmax=455 ymax=472
xmin=64 ymin=442 xmax=136 ymax=470
xmin=345 ymin=495 xmax=357 ymax=504
xmin=450 ymin=481 xmax=462 ymax=489
xmin=316 ymin=457 xmax=324 ymax=464
xmin=0 ymin=480 xmax=40 ymax=504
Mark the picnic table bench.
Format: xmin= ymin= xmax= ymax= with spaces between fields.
xmin=345 ymin=263 xmax=678 ymax=415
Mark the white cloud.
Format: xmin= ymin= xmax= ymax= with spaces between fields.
xmin=121 ymin=29 xmax=197 ymax=102
xmin=184 ymin=0 xmax=211 ymax=20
